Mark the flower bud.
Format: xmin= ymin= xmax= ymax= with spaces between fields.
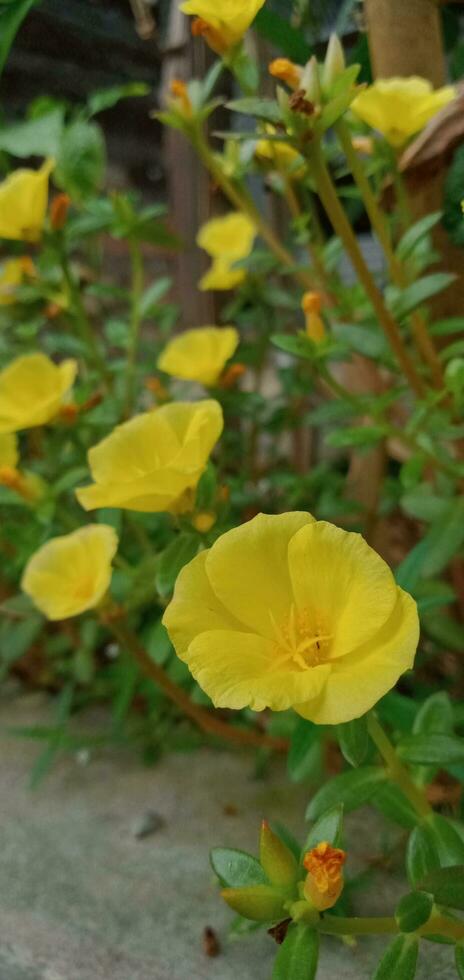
xmin=260 ymin=820 xmax=298 ymax=887
xmin=322 ymin=34 xmax=346 ymax=92
xmin=269 ymin=58 xmax=302 ymax=91
xmin=303 ymin=841 xmax=346 ymax=912
xmin=50 ymin=192 xmax=71 ymax=231
xmin=300 ymin=56 xmax=321 ymax=106
xmin=192 ymin=511 xmax=216 ymax=533
xmin=169 ymin=79 xmax=193 ymax=117
xmin=302 ymin=292 xmax=325 ymax=343
xmin=221 ymin=884 xmax=287 ymax=922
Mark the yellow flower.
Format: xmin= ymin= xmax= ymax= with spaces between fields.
xmin=76 ymin=400 xmax=223 ymax=514
xmin=255 ymin=126 xmax=305 ymax=178
xmin=0 ymin=159 xmax=54 ymax=242
xmin=163 ymin=512 xmax=419 ymax=724
xmin=303 ymin=842 xmax=346 ymax=912
xmin=0 ymin=353 xmax=77 ymax=434
xmin=21 ymin=525 xmax=118 ymax=621
xmin=181 ymin=0 xmax=265 ymax=52
xmin=302 ymin=291 xmax=325 ymax=343
xmin=157 ymin=326 xmax=239 ymax=386
xmin=0 ymin=257 xmax=35 ymax=306
xmin=197 ymin=213 xmax=256 ymax=292
xmin=351 ymin=77 xmax=455 ymax=148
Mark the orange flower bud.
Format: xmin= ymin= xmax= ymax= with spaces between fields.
xmin=144 ymin=376 xmax=169 ymax=402
xmin=302 ymin=292 xmax=325 ymax=343
xmin=0 ymin=465 xmax=22 ymax=492
xmin=269 ymin=58 xmax=302 ymax=91
xmin=192 ymin=511 xmax=217 ymax=533
xmin=0 ymin=466 xmax=44 ymax=502
xmin=169 ymin=79 xmax=193 ymax=116
xmin=303 ymin=842 xmax=346 ymax=912
xmin=219 ymin=362 xmax=246 ymax=389
xmin=302 ymin=291 xmax=322 ymax=315
xmin=58 ymin=403 xmax=79 ymax=423
xmin=50 ymin=193 xmax=71 ymax=231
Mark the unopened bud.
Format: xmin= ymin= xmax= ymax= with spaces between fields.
xmin=303 ymin=842 xmax=346 ymax=912
xmin=322 ymin=34 xmax=346 ymax=92
xmin=192 ymin=511 xmax=216 ymax=533
xmin=300 ymin=56 xmax=321 ymax=106
xmin=220 ymin=362 xmax=246 ymax=389
xmin=50 ymin=193 xmax=71 ymax=231
xmin=302 ymin=292 xmax=325 ymax=343
xmin=169 ymin=79 xmax=192 ymax=116
xmin=260 ymin=820 xmax=298 ymax=888
xmin=269 ymin=58 xmax=302 ymax=91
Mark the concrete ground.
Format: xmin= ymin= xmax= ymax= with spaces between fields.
xmin=0 ymin=692 xmax=458 ymax=980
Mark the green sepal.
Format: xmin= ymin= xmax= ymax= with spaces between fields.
xmin=221 ymin=884 xmax=287 ymax=922
xmin=260 ymin=821 xmax=299 ymax=887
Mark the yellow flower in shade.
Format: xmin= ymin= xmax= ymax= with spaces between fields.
xmin=0 ymin=353 xmax=77 ymax=434
xmin=255 ymin=126 xmax=305 ymax=178
xmin=0 ymin=159 xmax=54 ymax=242
xmin=303 ymin=842 xmax=346 ymax=912
xmin=0 ymin=257 xmax=35 ymax=305
xmin=21 ymin=525 xmax=118 ymax=621
xmin=197 ymin=213 xmax=256 ymax=292
xmin=351 ymin=77 xmax=455 ymax=148
xmin=182 ymin=0 xmax=265 ymax=53
xmin=302 ymin=292 xmax=325 ymax=343
xmin=163 ymin=512 xmax=419 ymax=724
xmin=76 ymin=400 xmax=223 ymax=514
xmin=157 ymin=326 xmax=239 ymax=387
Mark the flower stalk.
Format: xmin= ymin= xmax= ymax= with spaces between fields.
xmin=367 ymin=712 xmax=432 ymax=819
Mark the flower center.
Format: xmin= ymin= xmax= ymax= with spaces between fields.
xmin=269 ymin=604 xmax=332 ymax=671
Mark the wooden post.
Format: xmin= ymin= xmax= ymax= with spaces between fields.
xmin=364 ymin=0 xmax=446 ymax=85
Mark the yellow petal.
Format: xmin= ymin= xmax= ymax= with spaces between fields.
xmin=197 ymin=212 xmax=256 ymax=260
xmin=157 ymin=326 xmax=239 ymax=386
xmin=199 ymin=259 xmax=246 ymax=292
xmin=180 ymin=0 xmax=265 ymax=45
xmin=186 ymin=629 xmax=330 ymax=712
xmin=288 ymin=521 xmax=398 ymax=658
xmin=0 ymin=353 xmax=77 ymax=433
xmin=295 ymin=588 xmax=419 ymax=724
xmin=21 ymin=524 xmax=118 ymax=620
xmin=0 ymin=159 xmax=54 ymax=242
xmin=205 ymin=512 xmax=315 ymax=640
xmin=352 ymin=77 xmax=455 ymax=147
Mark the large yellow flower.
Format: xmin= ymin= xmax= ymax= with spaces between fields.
xmin=21 ymin=525 xmax=118 ymax=621
xmin=157 ymin=326 xmax=239 ymax=386
xmin=0 ymin=257 xmax=35 ymax=306
xmin=0 ymin=159 xmax=54 ymax=242
xmin=0 ymin=353 xmax=77 ymax=434
xmin=197 ymin=213 xmax=256 ymax=292
xmin=351 ymin=77 xmax=455 ymax=148
xmin=163 ymin=512 xmax=419 ymax=724
xmin=181 ymin=0 xmax=265 ymax=51
xmin=76 ymin=400 xmax=223 ymax=514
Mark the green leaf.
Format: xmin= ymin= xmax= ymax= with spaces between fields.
xmin=155 ymin=533 xmax=199 ymax=598
xmin=55 ymin=119 xmax=106 ymax=200
xmin=306 ymin=767 xmax=386 ymax=821
xmin=0 ymin=108 xmax=64 ymax=157
xmin=397 ymin=733 xmax=464 ymax=767
xmin=406 ymin=824 xmax=440 ymax=887
xmin=303 ymin=803 xmax=344 ymax=854
xmin=371 ymin=782 xmax=417 ymax=831
xmin=87 ymin=83 xmax=150 ymax=117
xmin=271 ymin=334 xmax=316 ymax=360
xmin=396 ymin=498 xmax=464 ymax=591
xmin=287 ymin=718 xmax=318 ymax=782
xmin=254 ymin=8 xmax=310 ymax=63
xmin=418 ymin=865 xmax=464 ymax=911
xmin=372 ymin=935 xmax=418 ymax=980
xmin=427 ymin=814 xmax=464 ymax=867
xmin=221 ymin=884 xmax=286 ymax=922
xmin=326 ymin=425 xmax=387 ymax=449
xmin=0 ymin=0 xmax=38 ymax=75
xmin=395 ymin=891 xmax=433 ymax=933
xmin=430 ymin=316 xmax=464 ymax=337
xmin=396 ymin=212 xmax=442 ymax=261
xmin=455 ymin=944 xmax=464 ymax=978
xmin=413 ymin=692 xmax=454 ymax=736
xmin=336 ymin=716 xmax=369 ymax=767
xmin=138 ymin=277 xmax=171 ymax=317
xmin=210 ymin=848 xmax=266 ymax=888
xmin=389 ymin=273 xmax=456 ymax=321
xmin=227 ymin=97 xmax=282 ymax=123
xmin=272 ymin=924 xmax=319 ymax=980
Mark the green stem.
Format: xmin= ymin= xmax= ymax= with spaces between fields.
xmin=124 ymin=238 xmax=144 ymax=418
xmin=318 ymin=912 xmax=464 ymax=942
xmin=307 ymin=143 xmax=425 ymax=398
xmin=367 ymin=712 xmax=432 ymax=819
xmin=191 ymin=128 xmax=315 ymax=291
xmin=59 ymin=244 xmax=111 ymax=386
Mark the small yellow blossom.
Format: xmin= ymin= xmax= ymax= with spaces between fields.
xmin=197 ymin=213 xmax=256 ymax=292
xmin=303 ymin=842 xmax=346 ymax=911
xmin=269 ymin=58 xmax=302 ymax=90
xmin=302 ymin=291 xmax=325 ymax=343
xmin=181 ymin=0 xmax=265 ymax=52
xmin=76 ymin=400 xmax=223 ymax=514
xmin=351 ymin=77 xmax=455 ymax=148
xmin=163 ymin=512 xmax=419 ymax=724
xmin=255 ymin=126 xmax=305 ymax=178
xmin=0 ymin=257 xmax=35 ymax=306
xmin=157 ymin=326 xmax=239 ymax=387
xmin=0 ymin=353 xmax=77 ymax=434
xmin=0 ymin=159 xmax=54 ymax=242
xmin=21 ymin=525 xmax=118 ymax=621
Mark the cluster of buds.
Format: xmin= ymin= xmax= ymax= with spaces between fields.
xmin=219 ymin=821 xmax=346 ymax=927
